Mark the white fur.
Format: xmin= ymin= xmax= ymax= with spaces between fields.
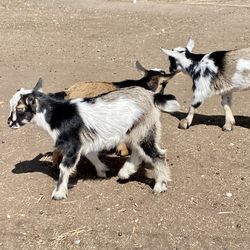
xmin=9 ymin=88 xmax=32 ymax=120
xmin=76 ymin=98 xmax=143 ymax=154
xmin=158 ymin=99 xmax=180 ymax=113
xmin=161 ymin=48 xmax=192 ymax=72
xmin=186 ymin=38 xmax=194 ymax=52
xmin=151 ymin=68 xmax=163 ymax=72
xmin=231 ymin=59 xmax=250 ymax=88
xmin=33 ymin=111 xmax=59 ymax=142
xmin=85 ymin=152 xmax=108 ymax=178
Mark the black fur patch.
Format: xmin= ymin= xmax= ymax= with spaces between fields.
xmin=154 ymin=93 xmax=176 ymax=106
xmin=56 ymin=131 xmax=81 ymax=167
xmin=140 ymin=126 xmax=163 ymax=160
xmin=185 ymin=51 xmax=206 ymax=77
xmin=203 ymin=67 xmax=214 ymax=78
xmin=169 ymin=56 xmax=177 ymax=73
xmin=113 ymin=70 xmax=166 ymax=92
xmin=40 ymin=99 xmax=80 ymax=130
xmin=48 ymin=91 xmax=67 ymax=100
xmin=42 ymin=97 xmax=96 ymax=140
xmin=82 ymin=97 xmax=97 ymax=104
xmin=185 ymin=51 xmax=205 ymax=62
xmin=208 ymin=51 xmax=228 ymax=73
xmin=192 ymin=102 xmax=202 ymax=109
xmin=81 ymin=89 xmax=117 ymax=104
xmin=192 ymin=69 xmax=201 ymax=82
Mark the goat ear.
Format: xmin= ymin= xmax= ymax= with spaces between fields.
xmin=135 ymin=61 xmax=148 ymax=75
xmin=34 ymin=77 xmax=43 ymax=92
xmin=161 ymin=48 xmax=182 ymax=60
xmin=186 ymin=38 xmax=194 ymax=52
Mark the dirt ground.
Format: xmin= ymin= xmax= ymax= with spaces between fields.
xmin=0 ymin=0 xmax=250 ymax=249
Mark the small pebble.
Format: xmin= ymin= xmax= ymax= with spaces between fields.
xmin=74 ymin=239 xmax=81 ymax=245
xmin=118 ymin=208 xmax=126 ymax=213
xmin=225 ymin=192 xmax=232 ymax=197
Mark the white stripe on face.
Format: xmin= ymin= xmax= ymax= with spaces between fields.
xmin=9 ymin=88 xmax=32 ymax=121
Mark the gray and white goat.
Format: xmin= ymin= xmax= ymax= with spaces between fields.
xmin=50 ymin=60 xmax=175 ymax=163
xmin=162 ymin=38 xmax=250 ymax=131
xmin=8 ymin=79 xmax=180 ymax=200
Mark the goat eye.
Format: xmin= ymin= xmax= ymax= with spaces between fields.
xmin=16 ymin=108 xmax=25 ymax=114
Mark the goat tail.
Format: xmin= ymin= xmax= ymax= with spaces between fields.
xmin=154 ymin=93 xmax=180 ymax=113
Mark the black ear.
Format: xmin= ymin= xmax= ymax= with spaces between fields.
xmin=135 ymin=61 xmax=148 ymax=75
xmin=26 ymin=95 xmax=38 ymax=112
xmin=34 ymin=78 xmax=43 ymax=92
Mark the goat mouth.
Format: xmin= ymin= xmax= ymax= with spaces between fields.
xmin=165 ymin=72 xmax=176 ymax=79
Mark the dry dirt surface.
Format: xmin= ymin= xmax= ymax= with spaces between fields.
xmin=0 ymin=0 xmax=250 ymax=249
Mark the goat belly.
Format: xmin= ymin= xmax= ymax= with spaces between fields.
xmin=77 ymin=98 xmax=144 ymax=153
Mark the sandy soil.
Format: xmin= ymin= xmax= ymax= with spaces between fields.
xmin=0 ymin=0 xmax=250 ymax=249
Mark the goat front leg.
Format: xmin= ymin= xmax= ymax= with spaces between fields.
xmin=221 ymin=93 xmax=235 ymax=131
xmin=179 ymin=95 xmax=203 ymax=129
xmin=52 ymin=150 xmax=81 ymax=200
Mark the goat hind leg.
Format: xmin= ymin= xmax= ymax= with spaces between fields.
xmin=145 ymin=145 xmax=170 ymax=193
xmin=118 ymin=147 xmax=142 ymax=180
xmin=221 ymin=93 xmax=235 ymax=131
xmin=86 ymin=152 xmax=109 ymax=178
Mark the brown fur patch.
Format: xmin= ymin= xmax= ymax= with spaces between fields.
xmin=16 ymin=100 xmax=27 ymax=112
xmin=65 ymin=82 xmax=116 ymax=99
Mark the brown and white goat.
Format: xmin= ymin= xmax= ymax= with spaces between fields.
xmin=51 ymin=61 xmax=175 ymax=166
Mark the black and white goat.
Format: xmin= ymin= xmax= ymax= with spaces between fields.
xmin=8 ymin=79 xmax=180 ymax=200
xmin=162 ymin=39 xmax=250 ymax=131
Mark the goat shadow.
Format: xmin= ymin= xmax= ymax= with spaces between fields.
xmin=12 ymin=152 xmax=156 ymax=190
xmin=171 ymin=112 xmax=250 ymax=129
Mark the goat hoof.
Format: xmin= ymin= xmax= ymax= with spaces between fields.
xmin=118 ymin=168 xmax=130 ymax=180
xmin=97 ymin=170 xmax=107 ymax=178
xmin=51 ymin=189 xmax=67 ymax=200
xmin=178 ymin=119 xmax=189 ymax=129
xmin=153 ymin=182 xmax=167 ymax=193
xmin=222 ymin=124 xmax=233 ymax=132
